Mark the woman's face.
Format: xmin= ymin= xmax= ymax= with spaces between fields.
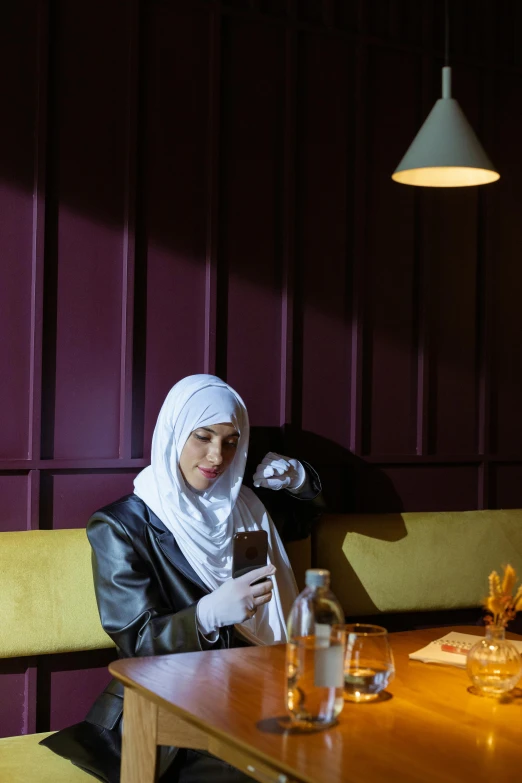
xmin=179 ymin=422 xmax=239 ymax=491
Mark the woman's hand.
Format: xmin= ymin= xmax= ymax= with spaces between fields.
xmin=253 ymin=452 xmax=306 ymax=491
xmin=197 ymin=564 xmax=276 ymax=633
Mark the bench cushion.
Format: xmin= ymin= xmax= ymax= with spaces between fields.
xmin=0 ymin=732 xmax=91 ymax=782
xmin=0 ymin=529 xmax=114 ymax=657
xmin=314 ymin=509 xmax=522 ymax=615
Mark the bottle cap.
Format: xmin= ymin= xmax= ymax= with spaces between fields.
xmin=305 ymin=568 xmax=330 ymax=588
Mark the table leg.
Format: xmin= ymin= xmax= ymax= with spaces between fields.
xmin=157 ymin=707 xmax=209 ymax=750
xmin=121 ymin=687 xmax=160 ymax=783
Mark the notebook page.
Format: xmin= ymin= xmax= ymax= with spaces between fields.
xmin=409 ymin=632 xmax=522 ymax=669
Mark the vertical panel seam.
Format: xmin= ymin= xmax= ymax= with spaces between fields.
xmin=280 ymin=3 xmax=297 ymax=427
xmin=119 ymin=0 xmax=140 ymax=460
xmin=414 ymin=43 xmax=434 ymax=457
xmin=477 ymin=28 xmax=494 ymax=508
xmin=29 ymin=0 xmax=49 ymax=462
xmin=349 ymin=3 xmax=367 ymax=455
xmin=27 ymin=469 xmax=40 ymax=531
xmin=204 ymin=4 xmax=222 ymax=374
xmin=23 ymin=663 xmax=38 ymax=735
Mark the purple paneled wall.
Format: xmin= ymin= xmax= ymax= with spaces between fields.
xmin=51 ymin=0 xmax=130 ymax=460
xmin=489 ymin=72 xmax=522 ymax=455
xmin=222 ymin=17 xmax=286 ymax=425
xmin=0 ymin=3 xmax=37 ymax=460
xmin=48 ymin=472 xmax=138 ymax=529
xmin=365 ymin=46 xmax=418 ymax=456
xmin=2 ymin=0 xmax=522 ymax=738
xmin=299 ymin=32 xmax=353 ymax=450
xmin=142 ymin=2 xmax=211 ymax=446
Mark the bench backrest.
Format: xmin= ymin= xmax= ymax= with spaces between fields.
xmin=312 ymin=509 xmax=522 ymax=616
xmin=4 ymin=511 xmax=522 ymax=655
xmin=0 ymin=529 xmax=114 ymax=658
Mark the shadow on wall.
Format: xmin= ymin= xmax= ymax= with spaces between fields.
xmin=246 ymin=426 xmax=403 ymax=514
xmin=312 ymin=512 xmax=409 ymax=617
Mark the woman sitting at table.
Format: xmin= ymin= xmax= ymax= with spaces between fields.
xmin=41 ymin=374 xmax=323 ymax=783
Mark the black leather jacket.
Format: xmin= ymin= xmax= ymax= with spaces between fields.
xmin=41 ymin=465 xmax=323 ymax=782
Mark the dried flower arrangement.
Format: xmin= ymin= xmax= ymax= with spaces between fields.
xmin=484 ymin=565 xmax=522 ymax=628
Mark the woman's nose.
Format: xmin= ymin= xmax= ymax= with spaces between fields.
xmin=207 ymin=443 xmax=223 ymax=464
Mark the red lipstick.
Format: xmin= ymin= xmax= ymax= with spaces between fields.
xmin=198 ymin=467 xmax=220 ymax=480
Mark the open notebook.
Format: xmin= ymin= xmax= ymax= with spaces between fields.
xmin=409 ymin=631 xmax=522 ymax=669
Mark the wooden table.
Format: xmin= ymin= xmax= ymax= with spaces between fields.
xmin=110 ymin=626 xmax=522 ymax=783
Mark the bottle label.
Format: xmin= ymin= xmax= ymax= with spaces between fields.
xmin=314 ymin=634 xmax=344 ymax=689
xmin=314 ymin=622 xmax=331 ymax=639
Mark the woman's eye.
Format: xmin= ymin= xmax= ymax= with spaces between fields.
xmin=225 ymin=440 xmax=238 ymax=449
xmin=194 ymin=434 xmax=210 ymax=442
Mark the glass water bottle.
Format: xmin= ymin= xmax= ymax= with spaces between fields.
xmin=286 ymin=568 xmax=345 ymax=728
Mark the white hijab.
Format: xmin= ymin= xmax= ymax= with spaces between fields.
xmin=133 ymin=374 xmax=298 ymax=645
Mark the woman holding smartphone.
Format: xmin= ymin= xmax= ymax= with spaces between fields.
xmin=41 ymin=374 xmax=323 ymax=783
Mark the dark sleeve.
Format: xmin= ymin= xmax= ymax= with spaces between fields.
xmin=252 ymin=460 xmax=326 ymax=543
xmin=86 ymin=511 xmax=212 ymax=658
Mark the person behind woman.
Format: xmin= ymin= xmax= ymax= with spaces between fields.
xmin=41 ymin=374 xmax=323 ymax=782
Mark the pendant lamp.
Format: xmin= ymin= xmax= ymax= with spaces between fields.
xmin=392 ymin=3 xmax=499 ymax=187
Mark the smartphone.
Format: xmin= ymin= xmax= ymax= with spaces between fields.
xmin=232 ymin=530 xmax=269 ymax=582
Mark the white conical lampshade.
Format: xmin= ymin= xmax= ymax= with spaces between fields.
xmin=392 ymin=67 xmax=499 ymax=187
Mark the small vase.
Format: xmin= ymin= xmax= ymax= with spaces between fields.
xmin=466 ymin=625 xmax=522 ymax=696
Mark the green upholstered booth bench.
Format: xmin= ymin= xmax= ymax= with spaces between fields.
xmin=0 ymin=529 xmax=115 ymax=783
xmin=303 ymin=509 xmax=522 ymax=631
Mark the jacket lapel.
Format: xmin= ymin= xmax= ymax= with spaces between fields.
xmin=146 ymin=508 xmax=208 ymax=592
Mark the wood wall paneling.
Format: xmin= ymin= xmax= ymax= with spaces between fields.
xmin=0 ymin=474 xmax=31 ymax=532
xmin=356 ymin=464 xmax=479 ymax=512
xmin=48 ymin=659 xmax=113 ymax=731
xmin=0 ymin=3 xmax=38 ymax=459
xmin=42 ymin=471 xmax=138 ymax=529
xmin=491 ymin=463 xmax=522 ymax=509
xmin=492 ymin=0 xmax=522 ymax=69
xmin=221 ymin=17 xmax=285 ymax=426
xmin=298 ymin=32 xmax=354 ymax=450
xmin=257 ymin=0 xmax=288 ymax=18
xmin=423 ymin=66 xmax=482 ymax=457
xmin=367 ymin=0 xmax=424 ymax=45
xmin=364 ymin=47 xmax=419 ymax=456
xmin=0 ymin=667 xmax=27 ymax=737
xmin=49 ymin=0 xmax=130 ymax=460
xmin=489 ymin=72 xmax=522 ymax=455
xmin=142 ymin=2 xmax=211 ymax=452
xmin=425 ymin=184 xmax=479 ymax=455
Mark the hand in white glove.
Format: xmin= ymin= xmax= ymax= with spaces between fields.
xmin=197 ymin=564 xmax=276 ymax=634
xmin=253 ymin=451 xmax=306 ymax=491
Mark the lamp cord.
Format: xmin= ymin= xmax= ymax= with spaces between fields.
xmin=444 ymin=0 xmax=450 ymax=66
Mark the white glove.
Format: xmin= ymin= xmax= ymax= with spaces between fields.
xmin=253 ymin=451 xmax=306 ymax=491
xmin=197 ymin=564 xmax=276 ymax=634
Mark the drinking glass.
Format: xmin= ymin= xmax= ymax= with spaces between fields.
xmin=340 ymin=624 xmax=395 ymax=702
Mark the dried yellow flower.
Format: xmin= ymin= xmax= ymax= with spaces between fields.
xmin=489 ymin=571 xmax=502 ymax=598
xmin=485 ymin=565 xmax=521 ymax=628
xmin=486 ymin=596 xmax=504 ymax=616
xmin=502 ymin=564 xmax=516 ymax=596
